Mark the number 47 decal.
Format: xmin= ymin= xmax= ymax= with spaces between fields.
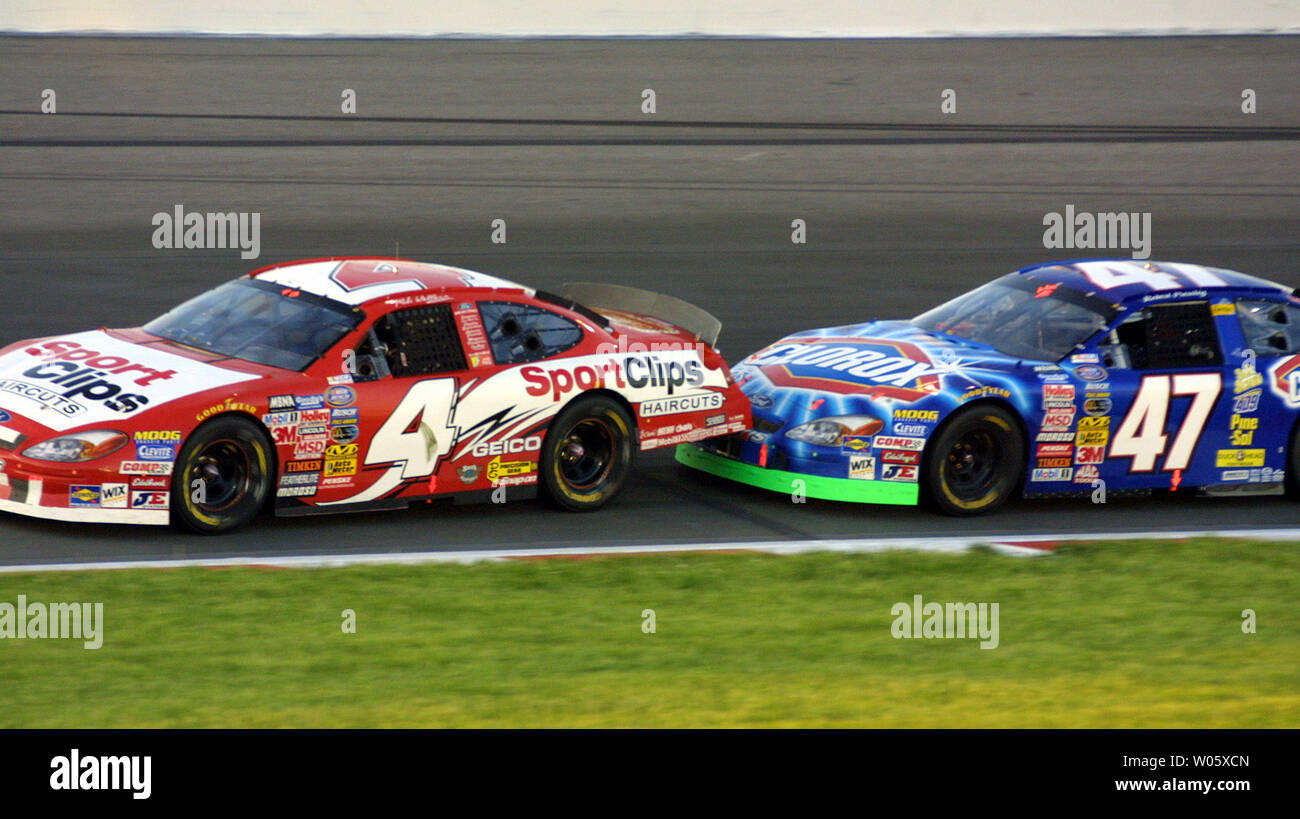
xmin=1110 ymin=373 xmax=1220 ymax=473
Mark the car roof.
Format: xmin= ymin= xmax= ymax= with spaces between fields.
xmin=1014 ymin=260 xmax=1294 ymax=303
xmin=250 ymin=257 xmax=529 ymax=307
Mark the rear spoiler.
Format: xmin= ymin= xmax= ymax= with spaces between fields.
xmin=560 ymin=282 xmax=722 ymax=348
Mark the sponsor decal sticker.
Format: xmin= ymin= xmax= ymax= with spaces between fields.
xmin=881 ymin=449 xmax=920 ymax=465
xmin=100 ymin=483 xmax=128 ymax=508
xmin=848 ymin=454 xmax=876 ymax=479
xmin=1232 ymin=389 xmax=1260 ymax=413
xmin=130 ymin=490 xmax=169 ymax=510
xmin=486 ymin=457 xmax=536 ymax=483
xmin=325 ymin=386 xmax=356 ymax=408
xmin=130 ymin=476 xmax=168 ymax=488
xmin=1036 ymin=443 xmax=1073 ymax=459
xmin=960 ymin=385 xmax=1011 ymax=401
xmin=1216 ymin=449 xmax=1265 ymax=468
xmin=1036 ymin=431 xmax=1074 ymax=442
xmin=1076 ymin=430 xmax=1109 ymax=447
xmin=880 ymin=463 xmax=918 ymax=482
xmin=1042 ymin=384 xmax=1075 ymax=407
xmin=69 ymin=485 xmax=101 ymax=507
xmin=893 ymin=424 xmax=928 ymax=436
xmin=331 ymin=407 xmax=360 ymax=425
xmin=268 ymin=395 xmax=295 ymax=411
xmin=1075 ymin=445 xmax=1105 ymax=464
xmin=1230 ymin=413 xmax=1258 ymax=446
xmin=133 ymin=430 xmax=181 ymax=461
xmin=457 ymin=464 xmax=481 ymax=484
xmin=294 ymin=394 xmax=326 ymax=410
xmin=1075 ymin=365 xmax=1108 ymax=382
xmin=279 ymin=472 xmax=320 ymax=487
xmin=639 ymin=392 xmax=724 ymax=417
xmin=1031 ymin=467 xmax=1073 ymax=481
xmin=331 ymin=425 xmax=361 ymax=444
xmin=471 ymin=437 xmax=541 ymax=458
xmin=285 ymin=459 xmax=322 ymax=473
xmin=1073 ymin=464 xmax=1100 ymax=483
xmin=1083 ymin=397 xmax=1112 ymax=416
xmin=1041 ymin=407 xmax=1076 ymax=429
xmin=120 ymin=461 xmax=173 ymax=476
xmin=841 ymin=435 xmax=872 ymax=453
xmin=1211 ymin=302 xmax=1235 ymax=317
xmin=871 ymin=435 xmax=924 ymax=451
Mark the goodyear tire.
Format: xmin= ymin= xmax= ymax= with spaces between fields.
xmin=924 ymin=404 xmax=1023 ymax=516
xmin=172 ymin=416 xmax=274 ymax=534
xmin=540 ymin=395 xmax=635 ymax=512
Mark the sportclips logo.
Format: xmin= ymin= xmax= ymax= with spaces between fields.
xmin=522 ymin=355 xmax=705 ymax=402
xmin=5 ymin=340 xmax=176 ymax=417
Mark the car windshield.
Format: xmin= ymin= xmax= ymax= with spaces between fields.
xmin=911 ymin=274 xmax=1117 ymax=361
xmin=143 ymin=278 xmax=362 ymax=371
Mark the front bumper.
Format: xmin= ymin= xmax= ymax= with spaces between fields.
xmin=675 ymin=443 xmax=918 ymax=505
xmin=0 ymin=453 xmax=170 ymax=526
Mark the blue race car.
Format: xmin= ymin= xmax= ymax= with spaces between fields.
xmin=677 ymin=260 xmax=1300 ymax=514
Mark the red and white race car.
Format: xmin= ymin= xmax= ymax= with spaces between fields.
xmin=0 ymin=258 xmax=750 ymax=532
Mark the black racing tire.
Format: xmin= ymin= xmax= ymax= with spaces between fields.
xmin=171 ymin=416 xmax=274 ymax=534
xmin=923 ymin=404 xmax=1024 ymax=516
xmin=540 ymin=395 xmax=636 ymax=512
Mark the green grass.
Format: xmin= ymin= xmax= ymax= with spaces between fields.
xmin=0 ymin=538 xmax=1296 ymax=727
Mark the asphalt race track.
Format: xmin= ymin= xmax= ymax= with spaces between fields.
xmin=1 ymin=35 xmax=1298 ymax=565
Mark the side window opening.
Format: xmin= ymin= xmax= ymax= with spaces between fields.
xmin=1236 ymin=299 xmax=1300 ymax=356
xmin=1101 ymin=302 xmax=1222 ymax=370
xmin=478 ymin=301 xmax=583 ymax=364
xmin=355 ymin=303 xmax=467 ymax=380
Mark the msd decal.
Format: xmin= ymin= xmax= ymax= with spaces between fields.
xmin=749 ymin=338 xmax=943 ymax=402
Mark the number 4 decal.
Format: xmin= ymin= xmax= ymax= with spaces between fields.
xmin=1110 ymin=373 xmax=1220 ymax=472
xmin=320 ymin=378 xmax=459 ymax=506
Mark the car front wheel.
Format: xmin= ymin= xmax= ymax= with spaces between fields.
xmin=924 ymin=404 xmax=1023 ymax=516
xmin=172 ymin=416 xmax=274 ymax=534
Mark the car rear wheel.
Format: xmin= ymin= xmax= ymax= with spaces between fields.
xmin=924 ymin=404 xmax=1023 ymax=516
xmin=172 ymin=416 xmax=274 ymax=534
xmin=540 ymin=395 xmax=635 ymax=512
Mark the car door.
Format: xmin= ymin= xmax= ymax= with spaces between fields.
xmin=315 ymin=302 xmax=468 ymax=506
xmin=1092 ymin=299 xmax=1232 ymax=491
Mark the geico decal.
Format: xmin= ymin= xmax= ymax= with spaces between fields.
xmin=471 ymin=436 xmax=542 ymax=458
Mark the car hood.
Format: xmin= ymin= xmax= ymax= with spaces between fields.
xmin=731 ymin=320 xmax=1046 ymax=427
xmin=0 ymin=329 xmax=262 ymax=434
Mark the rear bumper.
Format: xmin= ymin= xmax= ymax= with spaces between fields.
xmin=675 ymin=443 xmax=919 ymax=505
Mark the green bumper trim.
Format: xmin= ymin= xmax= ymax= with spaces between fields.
xmin=675 ymin=444 xmax=919 ymax=505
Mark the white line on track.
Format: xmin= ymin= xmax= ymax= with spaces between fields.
xmin=0 ymin=527 xmax=1297 ymax=574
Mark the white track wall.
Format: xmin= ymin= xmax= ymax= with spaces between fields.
xmin=2 ymin=0 xmax=1298 ymax=36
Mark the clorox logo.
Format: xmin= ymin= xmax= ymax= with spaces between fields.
xmin=749 ymin=338 xmax=943 ymax=402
